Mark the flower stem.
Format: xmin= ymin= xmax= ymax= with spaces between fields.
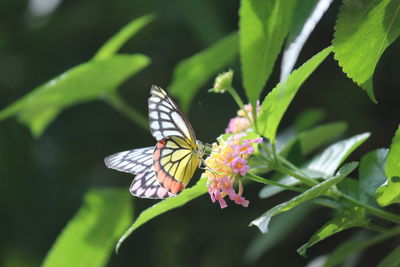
xmin=271 ymin=142 xmax=279 ymax=166
xmin=103 ymin=92 xmax=149 ymax=131
xmin=270 ymin=154 xmax=400 ymax=225
xmin=246 ymin=172 xmax=305 ymax=193
xmin=335 ymin=191 xmax=400 ymax=224
xmin=260 ymin=142 xmax=273 ymax=161
xmin=277 ymin=154 xmax=303 ymax=173
xmin=226 ymin=86 xmax=259 ymax=133
xmin=274 ymin=164 xmax=318 ymax=187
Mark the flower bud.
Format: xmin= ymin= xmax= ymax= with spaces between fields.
xmin=210 ymin=69 xmax=234 ymax=93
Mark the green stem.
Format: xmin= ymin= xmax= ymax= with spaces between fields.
xmin=364 ymin=223 xmax=400 ymax=233
xmin=103 ymin=92 xmax=149 ymax=131
xmin=274 ymin=164 xmax=318 ymax=187
xmin=246 ymin=172 xmax=305 ymax=193
xmin=260 ymin=142 xmax=273 ymax=161
xmin=226 ymin=86 xmax=259 ymax=133
xmin=277 ymin=155 xmax=301 ymax=172
xmin=271 ymin=142 xmax=279 ymax=166
xmin=336 ymin=191 xmax=400 ymax=225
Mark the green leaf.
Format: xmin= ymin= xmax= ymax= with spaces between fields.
xmin=0 ymin=55 xmax=150 ymax=137
xmin=306 ymin=133 xmax=369 ymax=178
xmin=169 ymin=32 xmax=238 ymax=113
xmin=257 ymin=46 xmax=332 ymax=142
xmin=297 ymin=206 xmax=368 ymax=257
xmin=359 ymin=149 xmax=388 ymax=202
xmin=281 ymin=0 xmax=332 ymax=80
xmin=378 ymin=246 xmax=400 ymax=267
xmin=251 ymin=162 xmax=358 ymax=233
xmin=278 ymin=121 xmax=347 ymax=161
xmin=285 ymin=0 xmax=320 ymax=49
xmin=243 ymin=203 xmax=315 ymax=264
xmin=94 ymin=14 xmax=155 ymax=60
xmin=260 ymin=133 xmax=368 ymax=199
xmin=377 ymin=125 xmax=400 ymax=206
xmin=385 ymin=125 xmax=400 ymax=178
xmin=41 ymin=188 xmax=132 ymax=267
xmin=337 ymin=178 xmax=364 ymax=203
xmin=116 ymin=177 xmax=208 ymax=251
xmin=333 ymin=0 xmax=400 ymax=102
xmin=239 ymin=0 xmax=297 ymax=107
xmin=294 ymin=121 xmax=347 ymax=156
xmin=295 ymin=108 xmax=326 ymax=132
xmin=376 ymin=176 xmax=400 ymax=206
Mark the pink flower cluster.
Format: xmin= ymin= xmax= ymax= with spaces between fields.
xmin=225 ymin=102 xmax=261 ymax=134
xmin=203 ymin=134 xmax=263 ymax=209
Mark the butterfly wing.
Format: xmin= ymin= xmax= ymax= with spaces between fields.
xmin=105 ymin=85 xmax=200 ymax=198
xmin=104 ymin=147 xmax=154 ymax=174
xmin=148 ymin=85 xmax=197 ymax=145
xmin=148 ymin=85 xmax=200 ymax=193
xmin=129 ymin=169 xmax=174 ymax=199
xmin=104 ymin=147 xmax=174 ymax=199
xmin=153 ymin=136 xmax=200 ymax=194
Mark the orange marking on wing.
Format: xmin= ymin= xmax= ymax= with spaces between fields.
xmin=163 ymin=175 xmax=173 ymax=190
xmin=171 ymin=180 xmax=184 ymax=194
xmin=157 ymin=168 xmax=167 ymax=184
xmin=153 ymin=156 xmax=170 ymax=187
xmin=153 ymin=138 xmax=186 ymax=194
xmin=153 ymin=139 xmax=166 ymax=177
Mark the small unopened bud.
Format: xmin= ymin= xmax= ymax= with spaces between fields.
xmin=210 ymin=69 xmax=234 ymax=93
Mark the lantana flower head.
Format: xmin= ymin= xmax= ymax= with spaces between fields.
xmin=225 ymin=101 xmax=261 ymax=133
xmin=203 ymin=134 xmax=262 ymax=209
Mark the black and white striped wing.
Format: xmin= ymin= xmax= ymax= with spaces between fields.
xmin=104 ymin=147 xmax=174 ymax=199
xmin=148 ymin=85 xmax=197 ymax=143
xmin=104 ymin=147 xmax=154 ymax=174
xmin=130 ymin=170 xmax=174 ymax=199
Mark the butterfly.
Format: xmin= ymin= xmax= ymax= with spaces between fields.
xmin=104 ymin=85 xmax=204 ymax=199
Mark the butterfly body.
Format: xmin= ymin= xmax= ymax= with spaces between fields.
xmin=105 ymin=85 xmax=203 ymax=199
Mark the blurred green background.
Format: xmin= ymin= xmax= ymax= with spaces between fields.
xmin=1 ymin=0 xmax=399 ymax=266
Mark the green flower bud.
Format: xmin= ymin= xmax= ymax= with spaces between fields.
xmin=210 ymin=69 xmax=234 ymax=93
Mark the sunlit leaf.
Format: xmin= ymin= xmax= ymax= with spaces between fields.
xmin=94 ymin=14 xmax=155 ymax=60
xmin=239 ymin=0 xmax=296 ymax=108
xmin=378 ymin=246 xmax=400 ymax=267
xmin=251 ymin=162 xmax=358 ymax=233
xmin=41 ymin=188 xmax=132 ymax=267
xmin=376 ymin=176 xmax=400 ymax=207
xmin=281 ymin=0 xmax=333 ymax=80
xmin=376 ymin=125 xmax=400 ymax=206
xmin=359 ymin=149 xmax=388 ymax=203
xmin=169 ymin=32 xmax=238 ymax=113
xmin=385 ymin=125 xmax=400 ymax=179
xmin=260 ymin=133 xmax=368 ymax=199
xmin=257 ymin=46 xmax=332 ymax=142
xmin=116 ymin=177 xmax=208 ymax=251
xmin=333 ymin=0 xmax=400 ymax=102
xmin=297 ymin=206 xmax=368 ymax=256
xmin=0 ymin=55 xmax=150 ymax=137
